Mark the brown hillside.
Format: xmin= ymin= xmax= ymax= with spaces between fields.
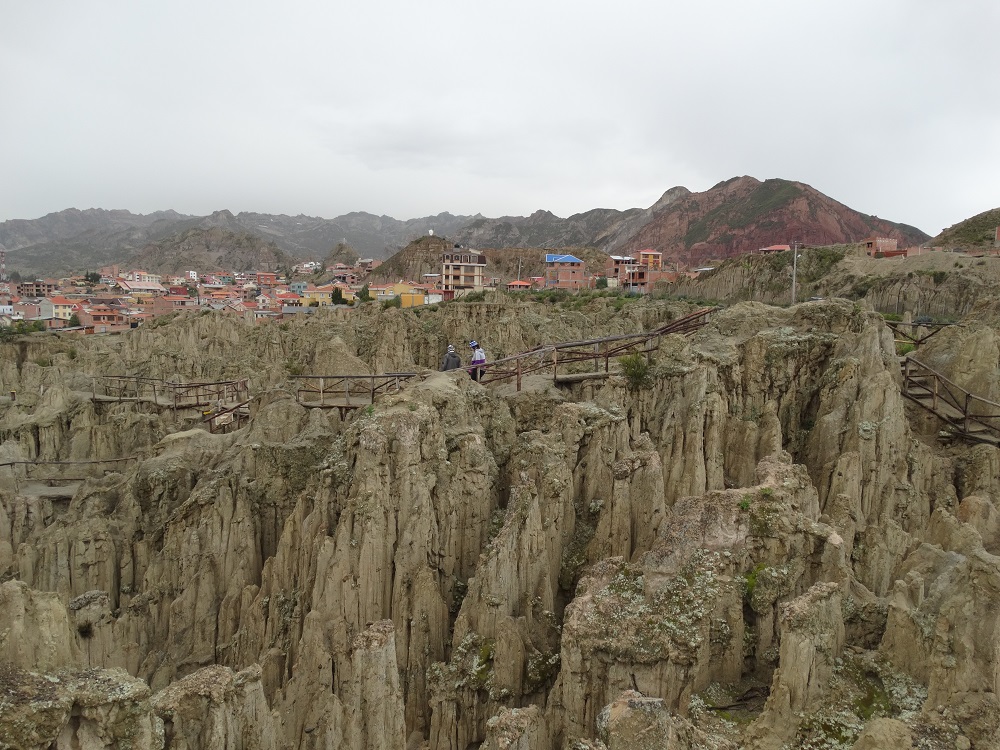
xmin=129 ymin=227 xmax=290 ymax=275
xmin=617 ymin=176 xmax=929 ymax=267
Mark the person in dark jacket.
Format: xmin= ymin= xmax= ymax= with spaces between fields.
xmin=440 ymin=344 xmax=461 ymax=371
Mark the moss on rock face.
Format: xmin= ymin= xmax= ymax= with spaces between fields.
xmin=0 ymin=664 xmax=158 ymax=750
xmin=580 ymin=550 xmax=729 ymax=663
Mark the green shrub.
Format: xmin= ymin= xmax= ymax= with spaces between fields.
xmin=381 ymin=296 xmax=402 ymax=309
xmin=619 ymin=353 xmax=653 ymax=390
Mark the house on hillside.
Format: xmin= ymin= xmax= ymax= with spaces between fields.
xmin=506 ymin=280 xmax=532 ymax=292
xmin=544 ymin=254 xmax=586 ymax=290
xmin=638 ymin=250 xmax=662 ymax=271
xmin=117 ymin=280 xmax=167 ymax=297
xmin=605 ymin=255 xmax=637 ymax=285
xmin=14 ymin=300 xmax=42 ymax=321
xmin=620 ymin=250 xmax=678 ymax=293
xmin=441 ymin=246 xmax=487 ymax=298
xmin=78 ymin=304 xmax=126 ymax=332
xmin=150 ymin=295 xmax=199 ymax=317
xmin=862 ymin=237 xmax=903 ymax=257
xmin=124 ymin=270 xmax=161 ymax=284
xmin=16 ymin=280 xmax=58 ymax=298
xmin=45 ymin=296 xmax=78 ymax=321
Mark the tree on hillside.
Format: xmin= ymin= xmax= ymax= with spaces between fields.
xmin=68 ymin=313 xmax=81 ymax=327
xmin=83 ymin=271 xmax=101 ymax=285
xmin=358 ymin=284 xmax=372 ymax=302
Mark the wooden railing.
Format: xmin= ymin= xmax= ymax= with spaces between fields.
xmin=92 ymin=376 xmax=250 ymax=409
xmin=901 ymin=357 xmax=1000 ymax=443
xmin=292 ymin=374 xmax=419 ymax=412
xmin=480 ymin=306 xmax=717 ymax=390
xmin=201 ymin=399 xmax=252 ymax=433
xmin=885 ymin=320 xmax=956 ymax=349
xmin=289 ymin=307 xmax=717 ymax=409
xmin=0 ymin=456 xmax=139 ymax=485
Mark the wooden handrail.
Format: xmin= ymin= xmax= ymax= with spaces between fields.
xmin=0 ymin=457 xmax=137 ymax=468
xmin=288 ymin=306 xmax=718 ymax=403
xmin=905 ymin=357 xmax=1000 ymax=411
xmin=902 ymin=356 xmax=1000 ymax=443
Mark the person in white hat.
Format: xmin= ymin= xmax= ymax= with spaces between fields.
xmin=468 ymin=340 xmax=487 ymax=381
xmin=440 ymin=344 xmax=461 ymax=371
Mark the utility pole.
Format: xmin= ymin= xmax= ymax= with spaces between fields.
xmin=790 ymin=240 xmax=800 ymax=305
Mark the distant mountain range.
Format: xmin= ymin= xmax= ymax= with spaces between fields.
xmin=0 ymin=177 xmax=942 ymax=277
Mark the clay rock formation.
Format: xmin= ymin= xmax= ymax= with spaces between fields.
xmin=480 ymin=705 xmax=549 ymax=750
xmin=152 ymin=664 xmax=276 ymax=750
xmin=0 ymin=664 xmax=162 ymax=750
xmin=0 ymin=579 xmax=80 ymax=671
xmin=549 ymin=455 xmax=844 ymax=745
xmin=4 ymin=296 xmax=1000 ymax=748
xmin=746 ymin=582 xmax=844 ymax=749
xmin=596 ymin=691 xmax=735 ymax=750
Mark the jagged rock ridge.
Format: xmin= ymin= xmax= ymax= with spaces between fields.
xmin=0 ymin=296 xmax=997 ymax=749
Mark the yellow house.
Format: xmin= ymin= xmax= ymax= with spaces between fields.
xmin=390 ymin=282 xmax=425 ymax=308
xmin=332 ymin=282 xmax=356 ymax=304
xmin=48 ymin=296 xmax=78 ymax=320
xmin=300 ymin=285 xmax=333 ymax=306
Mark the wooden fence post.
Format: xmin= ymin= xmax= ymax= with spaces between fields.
xmin=516 ymin=358 xmax=522 ymax=392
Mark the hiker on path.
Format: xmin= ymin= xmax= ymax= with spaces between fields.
xmin=469 ymin=340 xmax=487 ymax=382
xmin=440 ymin=344 xmax=461 ymax=371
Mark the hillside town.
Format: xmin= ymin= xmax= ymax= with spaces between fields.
xmin=0 ymin=245 xmax=666 ymax=333
xmin=0 ymin=234 xmax=977 ymax=334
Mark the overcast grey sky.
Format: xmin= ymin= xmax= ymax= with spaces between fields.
xmin=2 ymin=0 xmax=997 ymax=235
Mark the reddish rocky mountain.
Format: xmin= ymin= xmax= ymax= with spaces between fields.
xmin=615 ymin=176 xmax=929 ymax=266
